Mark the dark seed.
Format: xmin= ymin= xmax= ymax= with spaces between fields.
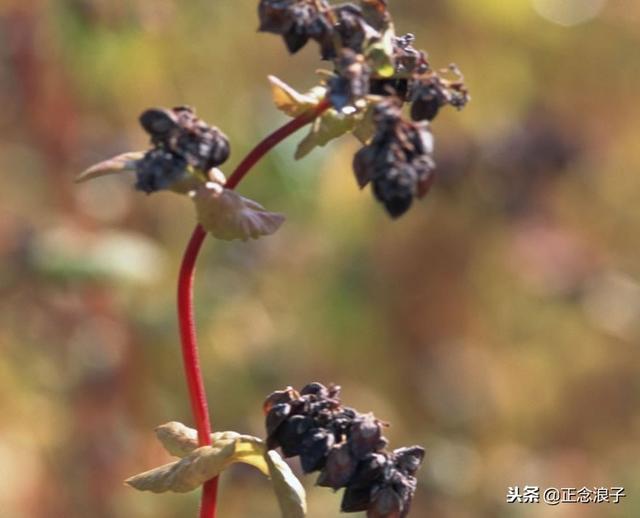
xmin=349 ymin=453 xmax=387 ymax=488
xmin=349 ymin=414 xmax=384 ymax=459
xmin=317 ymin=443 xmax=358 ymax=488
xmin=341 ymin=484 xmax=373 ymax=513
xmin=353 ymin=146 xmax=374 ymax=188
xmin=300 ymin=382 xmax=329 ymax=399
xmin=393 ymin=446 xmax=425 ymax=477
xmin=369 ymin=79 xmax=409 ymax=100
xmin=135 ymin=149 xmax=187 ymax=194
xmin=263 ymin=387 xmax=298 ymax=415
xmin=300 ymin=429 xmax=335 ymax=473
xmin=283 ymin=27 xmax=310 ymax=54
xmin=368 ymin=486 xmax=403 ymax=518
xmin=272 ymin=415 xmax=313 ymax=456
xmin=411 ymin=97 xmax=440 ymax=122
xmin=266 ymin=403 xmax=292 ymax=437
xmin=139 ymin=109 xmax=178 ymax=137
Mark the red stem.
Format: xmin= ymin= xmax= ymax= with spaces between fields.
xmin=177 ymin=99 xmax=331 ymax=518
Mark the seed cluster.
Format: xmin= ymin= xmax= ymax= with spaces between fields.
xmin=258 ymin=0 xmax=469 ymax=218
xmin=354 ymin=99 xmax=435 ymax=218
xmin=258 ymin=0 xmax=333 ymax=57
xmin=264 ymin=382 xmax=425 ymax=517
xmin=258 ymin=0 xmax=378 ymax=60
xmin=135 ymin=107 xmax=230 ymax=193
xmin=409 ymin=68 xmax=469 ymax=123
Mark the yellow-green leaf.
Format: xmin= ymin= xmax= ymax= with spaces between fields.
xmin=352 ymin=103 xmax=377 ymax=145
xmin=266 ymin=450 xmax=307 ymax=518
xmin=233 ymin=436 xmax=270 ymax=475
xmin=366 ymin=26 xmax=396 ymax=78
xmin=75 ymin=151 xmax=144 ymax=183
xmin=295 ymin=110 xmax=356 ymax=160
xmin=155 ymin=423 xmax=269 ymax=476
xmin=269 ymin=76 xmax=326 ymax=118
xmin=125 ymin=433 xmax=269 ymax=494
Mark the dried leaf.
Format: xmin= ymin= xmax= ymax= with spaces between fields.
xmin=266 ymin=450 xmax=307 ymax=518
xmin=269 ymin=76 xmax=325 ymax=118
xmin=76 ymin=152 xmax=144 ymax=183
xmin=126 ymin=434 xmax=269 ymax=494
xmin=191 ymin=184 xmax=285 ymax=241
xmin=138 ymin=421 xmax=306 ymax=517
xmin=125 ymin=445 xmax=231 ymax=494
xmin=155 ymin=422 xmax=199 ymax=458
xmin=155 ymin=423 xmax=269 ymax=466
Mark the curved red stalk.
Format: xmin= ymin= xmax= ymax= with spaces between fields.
xmin=177 ymin=99 xmax=331 ymax=518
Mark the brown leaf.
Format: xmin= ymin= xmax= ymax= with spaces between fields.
xmin=191 ymin=184 xmax=285 ymax=241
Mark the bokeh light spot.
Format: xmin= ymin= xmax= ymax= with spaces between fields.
xmin=532 ymin=0 xmax=607 ymax=26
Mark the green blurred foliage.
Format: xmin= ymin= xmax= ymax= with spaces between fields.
xmin=0 ymin=1 xmax=639 ymax=517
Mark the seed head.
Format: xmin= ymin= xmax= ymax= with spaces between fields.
xmin=135 ymin=107 xmax=230 ymax=194
xmin=264 ymin=382 xmax=425 ymax=517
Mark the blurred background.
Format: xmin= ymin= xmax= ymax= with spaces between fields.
xmin=1 ymin=0 xmax=639 ymax=517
